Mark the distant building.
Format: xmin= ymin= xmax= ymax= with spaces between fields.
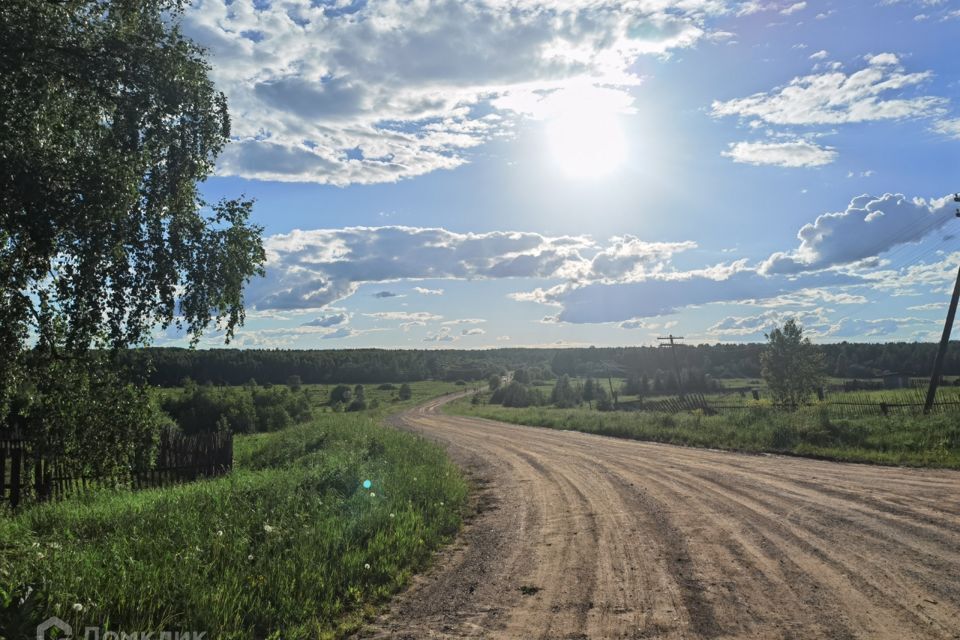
xmin=880 ymin=371 xmax=910 ymax=389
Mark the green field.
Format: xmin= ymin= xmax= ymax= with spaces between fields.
xmin=448 ymin=389 xmax=960 ymax=469
xmin=0 ymin=381 xmax=465 ymax=639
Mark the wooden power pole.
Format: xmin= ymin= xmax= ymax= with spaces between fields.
xmin=923 ymin=193 xmax=960 ymax=414
xmin=658 ymin=334 xmax=685 ymax=398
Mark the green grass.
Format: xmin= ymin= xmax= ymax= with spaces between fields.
xmin=448 ymin=397 xmax=960 ymax=469
xmin=0 ymin=381 xmax=466 ymax=639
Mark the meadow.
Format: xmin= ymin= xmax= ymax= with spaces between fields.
xmin=0 ymin=381 xmax=466 ymax=639
xmin=448 ymin=384 xmax=960 ymax=469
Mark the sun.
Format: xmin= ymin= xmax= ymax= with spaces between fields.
xmin=543 ymin=87 xmax=628 ymax=179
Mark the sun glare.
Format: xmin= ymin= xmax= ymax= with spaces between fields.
xmin=543 ymin=86 xmax=629 ymax=179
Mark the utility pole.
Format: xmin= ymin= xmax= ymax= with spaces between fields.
xmin=923 ymin=193 xmax=960 ymax=414
xmin=658 ymin=334 xmax=685 ymax=398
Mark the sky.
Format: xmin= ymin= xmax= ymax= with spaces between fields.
xmin=169 ymin=0 xmax=960 ymax=349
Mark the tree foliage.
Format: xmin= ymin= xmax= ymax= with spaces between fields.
xmin=0 ymin=0 xmax=265 ymax=470
xmin=761 ymin=320 xmax=826 ymax=407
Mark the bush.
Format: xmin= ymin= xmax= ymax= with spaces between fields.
xmin=161 ymin=384 xmax=312 ymax=434
xmin=398 ymin=383 xmax=412 ymax=401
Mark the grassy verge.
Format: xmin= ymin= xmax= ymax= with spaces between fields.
xmin=447 ymin=398 xmax=960 ymax=468
xmin=0 ymin=382 xmax=466 ymax=639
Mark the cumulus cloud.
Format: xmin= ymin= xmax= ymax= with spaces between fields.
xmin=579 ymin=238 xmax=698 ymax=281
xmin=248 ymin=226 xmax=592 ymax=310
xmin=423 ymin=327 xmax=456 ymax=343
xmin=526 ymin=267 xmax=860 ymax=323
xmin=461 ymin=328 xmax=486 ymax=336
xmin=711 ymin=55 xmax=946 ymax=125
xmin=300 ymin=313 xmax=349 ymax=327
xmin=722 ymin=140 xmax=837 ymax=167
xmin=182 ymin=0 xmax=722 ymax=185
xmin=761 ymin=193 xmax=955 ymax=274
xmin=373 ymin=290 xmax=401 ymax=298
xmin=707 ymin=308 xmax=829 ymax=337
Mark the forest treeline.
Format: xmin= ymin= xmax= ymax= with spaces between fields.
xmin=123 ymin=342 xmax=960 ymax=387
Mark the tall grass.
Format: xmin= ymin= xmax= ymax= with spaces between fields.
xmin=448 ymin=399 xmax=960 ymax=468
xmin=0 ymin=382 xmax=466 ymax=639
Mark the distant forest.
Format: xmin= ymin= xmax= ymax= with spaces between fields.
xmin=123 ymin=342 xmax=960 ymax=387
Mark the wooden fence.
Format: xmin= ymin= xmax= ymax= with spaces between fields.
xmin=0 ymin=429 xmax=232 ymax=509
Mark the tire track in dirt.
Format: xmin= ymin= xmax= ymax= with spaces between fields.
xmin=358 ymin=396 xmax=960 ymax=639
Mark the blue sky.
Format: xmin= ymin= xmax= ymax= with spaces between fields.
xmin=173 ymin=0 xmax=960 ymax=349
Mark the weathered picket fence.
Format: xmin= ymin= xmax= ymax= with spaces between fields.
xmin=0 ymin=429 xmax=232 ymax=509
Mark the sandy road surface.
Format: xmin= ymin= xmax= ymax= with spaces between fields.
xmin=360 ymin=395 xmax=960 ymax=639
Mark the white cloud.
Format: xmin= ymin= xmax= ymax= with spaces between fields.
xmin=808 ymin=49 xmax=829 ymax=60
xmin=364 ymin=311 xmax=443 ymax=322
xmin=526 ymin=267 xmax=861 ymax=323
xmin=441 ymin=318 xmax=486 ymax=326
xmin=761 ymin=193 xmax=955 ymax=274
xmin=708 ymin=308 xmax=829 ymax=337
xmin=780 ymin=2 xmax=806 ymax=15
xmin=423 ymin=327 xmax=456 ymax=343
xmin=579 ymin=238 xmax=697 ymax=281
xmin=182 ymin=0 xmax=722 ymax=185
xmin=722 ymin=140 xmax=837 ymax=167
xmin=413 ymin=287 xmax=444 ymax=296
xmin=711 ymin=56 xmax=946 ymax=125
xmin=249 ymin=226 xmax=593 ymax=310
xmin=933 ymin=118 xmax=960 ymax=139
xmin=461 ymin=328 xmax=486 ymax=336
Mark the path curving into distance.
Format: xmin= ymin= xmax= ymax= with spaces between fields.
xmin=359 ymin=395 xmax=960 ymax=639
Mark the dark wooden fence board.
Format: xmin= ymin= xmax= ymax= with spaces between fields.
xmin=1 ymin=429 xmax=232 ymax=509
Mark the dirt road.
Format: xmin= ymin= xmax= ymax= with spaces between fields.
xmin=361 ymin=395 xmax=960 ymax=639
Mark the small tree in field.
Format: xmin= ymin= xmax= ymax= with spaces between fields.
xmin=761 ymin=319 xmax=825 ymax=408
xmin=398 ymin=383 xmax=413 ymax=401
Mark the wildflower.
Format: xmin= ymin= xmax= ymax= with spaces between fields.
xmin=248 ymin=554 xmax=255 ymax=561
xmin=364 ymin=563 xmax=371 ymax=570
xmin=370 ymin=491 xmax=377 ymax=497
xmin=216 ymin=530 xmax=224 ymax=537
xmin=48 ymin=542 xmax=61 ymax=550
xmin=72 ymin=603 xmax=83 ymax=612
xmin=389 ymin=513 xmax=395 ymax=519
xmin=263 ymin=524 xmax=276 ymax=534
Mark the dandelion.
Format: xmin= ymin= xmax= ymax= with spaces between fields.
xmin=389 ymin=513 xmax=395 ymax=519
xmin=369 ymin=492 xmax=376 ymax=498
xmin=216 ymin=530 xmax=224 ymax=537
xmin=364 ymin=563 xmax=371 ymax=570
xmin=248 ymin=554 xmax=255 ymax=561
xmin=72 ymin=603 xmax=83 ymax=612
